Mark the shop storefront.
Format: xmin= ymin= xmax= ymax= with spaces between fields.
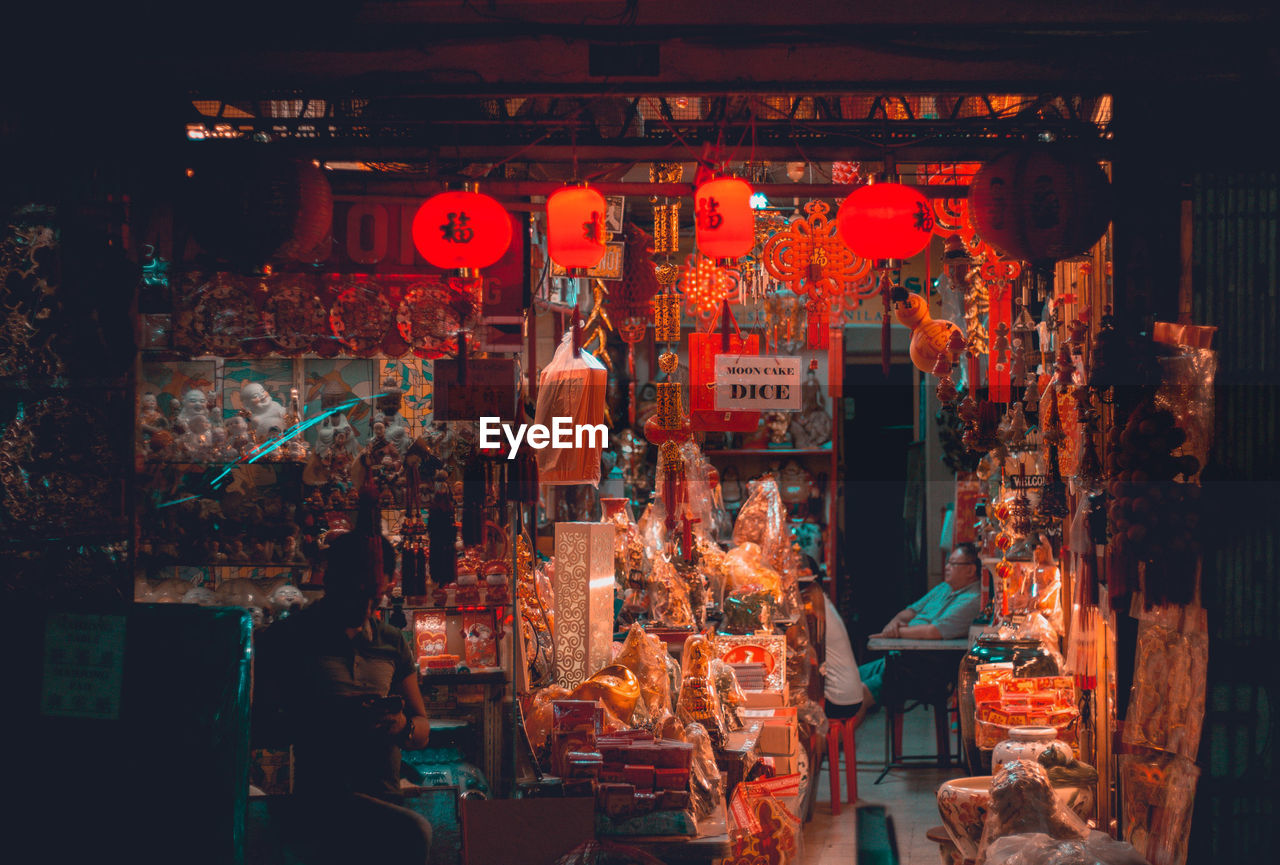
xmin=4 ymin=5 xmax=1277 ymax=865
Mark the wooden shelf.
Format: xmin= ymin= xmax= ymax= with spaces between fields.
xmin=419 ymin=669 xmax=507 ymax=685
xmin=703 ymin=446 xmax=833 ymax=456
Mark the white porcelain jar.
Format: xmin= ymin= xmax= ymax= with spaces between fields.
xmin=992 ymin=726 xmax=1064 ymax=773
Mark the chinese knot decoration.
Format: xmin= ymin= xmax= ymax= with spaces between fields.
xmin=546 ymin=185 xmax=607 ymax=270
xmin=761 ymin=200 xmax=870 ymax=349
xmin=412 ymin=189 xmax=512 ymax=272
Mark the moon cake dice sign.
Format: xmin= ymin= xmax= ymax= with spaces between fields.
xmin=714 ymin=356 xmax=802 ymax=412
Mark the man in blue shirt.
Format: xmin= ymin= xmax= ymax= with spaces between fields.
xmin=853 ymin=542 xmax=982 ymax=722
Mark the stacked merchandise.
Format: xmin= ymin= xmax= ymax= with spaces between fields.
xmin=974 ymin=664 xmax=1079 ymax=750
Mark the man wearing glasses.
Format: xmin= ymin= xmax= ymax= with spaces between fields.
xmin=851 ymin=542 xmax=983 ymax=723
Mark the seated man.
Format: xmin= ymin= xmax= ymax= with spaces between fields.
xmin=855 ymin=542 xmax=982 ymax=719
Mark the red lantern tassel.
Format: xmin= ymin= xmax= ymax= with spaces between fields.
xmin=879 ymin=272 xmax=892 ymax=377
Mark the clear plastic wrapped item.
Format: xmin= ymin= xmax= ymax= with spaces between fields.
xmin=710 ymin=658 xmax=746 ymax=732
xmin=1120 ymin=750 xmax=1199 ymax=865
xmin=535 ymin=328 xmax=608 ymax=486
xmin=1123 ymin=599 xmax=1208 ymax=762
xmin=732 ymin=475 xmax=787 ymax=572
xmin=984 ymin=831 xmax=1151 ymax=865
xmin=977 ymin=759 xmax=1088 ymax=865
xmin=683 ymin=721 xmax=725 ymax=820
xmin=612 ymin=623 xmax=674 ymax=724
xmin=677 ymin=635 xmax=725 ymax=746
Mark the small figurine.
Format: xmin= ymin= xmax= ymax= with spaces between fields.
xmin=224 ymin=415 xmax=254 ymax=458
xmin=240 ymin=381 xmax=288 ymax=440
xmin=677 ymin=634 xmax=725 ymax=748
xmin=137 ymin=392 xmax=168 ymax=451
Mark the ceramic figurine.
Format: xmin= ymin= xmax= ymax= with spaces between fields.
xmin=241 ymin=381 xmax=288 ymax=440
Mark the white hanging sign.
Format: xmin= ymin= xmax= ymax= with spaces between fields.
xmin=714 ymin=355 xmax=802 ymax=412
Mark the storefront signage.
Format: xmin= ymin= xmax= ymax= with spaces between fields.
xmin=714 ymin=355 xmax=802 ymax=412
xmin=40 ymin=612 xmax=126 ymax=720
xmin=549 ymin=241 xmax=625 ymax=280
xmin=433 ymin=358 xmax=518 ymax=422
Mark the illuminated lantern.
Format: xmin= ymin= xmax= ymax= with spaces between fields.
xmin=969 ymin=147 xmax=1112 ymax=264
xmin=694 ymin=177 xmax=755 ymax=261
xmin=412 ymin=190 xmax=512 ymax=271
xmin=547 ymin=185 xmax=607 ymax=270
xmin=837 ymin=181 xmax=934 ymax=261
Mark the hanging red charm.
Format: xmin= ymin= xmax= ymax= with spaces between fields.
xmin=412 ymin=190 xmax=512 ymax=270
xmin=547 ymin=185 xmax=608 ymax=270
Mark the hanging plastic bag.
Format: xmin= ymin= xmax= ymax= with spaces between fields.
xmin=535 ymin=328 xmax=608 ymax=486
xmin=1123 ymin=598 xmax=1208 ymax=762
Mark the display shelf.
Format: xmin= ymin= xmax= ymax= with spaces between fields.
xmin=403 ymin=602 xmax=510 ymax=614
xmin=419 ymin=669 xmax=507 ymax=686
xmin=703 ymin=446 xmax=833 ymax=456
xmin=137 ymin=560 xmax=310 ymax=569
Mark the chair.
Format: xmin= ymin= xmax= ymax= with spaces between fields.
xmin=877 ymin=683 xmax=959 ymax=784
xmin=827 ymin=715 xmax=858 ymax=814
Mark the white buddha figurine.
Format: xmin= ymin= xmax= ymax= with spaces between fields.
xmin=241 ymin=381 xmax=288 ymax=439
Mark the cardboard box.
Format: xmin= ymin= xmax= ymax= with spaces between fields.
xmin=756 ymin=720 xmax=795 ymax=756
xmin=742 ymin=689 xmax=784 ymax=709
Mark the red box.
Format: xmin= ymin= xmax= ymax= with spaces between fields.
xmin=553 ymin=700 xmax=603 ymax=736
xmin=654 ymin=767 xmax=690 ymax=790
xmin=657 ymin=789 xmax=691 ymax=811
xmin=623 ymin=764 xmax=655 ymax=791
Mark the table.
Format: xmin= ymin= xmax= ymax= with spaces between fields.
xmin=864 ymin=637 xmax=970 ymax=782
xmin=866 ymin=637 xmax=970 ymax=652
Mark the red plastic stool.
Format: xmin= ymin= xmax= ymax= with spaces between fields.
xmin=827 ymin=716 xmax=858 ymax=815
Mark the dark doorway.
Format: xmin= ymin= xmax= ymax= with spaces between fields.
xmin=838 ymin=360 xmax=916 ymax=656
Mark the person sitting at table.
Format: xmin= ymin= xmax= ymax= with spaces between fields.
xmin=851 ymin=542 xmax=983 ymax=725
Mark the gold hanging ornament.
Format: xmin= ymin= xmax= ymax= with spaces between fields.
xmin=656 ymin=352 xmax=683 ymax=428
xmin=653 ymin=289 xmax=683 ymax=343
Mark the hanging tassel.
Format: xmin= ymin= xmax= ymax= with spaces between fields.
xmin=879 ymin=271 xmax=892 ymax=378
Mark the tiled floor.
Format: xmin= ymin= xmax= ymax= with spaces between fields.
xmin=799 ymin=704 xmax=969 ymax=864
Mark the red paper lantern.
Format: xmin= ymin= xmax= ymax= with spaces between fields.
xmin=836 ymin=181 xmax=934 ymax=261
xmin=412 ymin=190 xmax=512 ymax=270
xmin=546 ymin=185 xmax=607 ymax=270
xmin=694 ymin=177 xmax=755 ymax=260
xmin=969 ymin=147 xmax=1112 ymax=264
